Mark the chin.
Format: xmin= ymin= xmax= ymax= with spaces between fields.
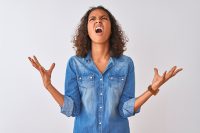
xmin=91 ymin=37 xmax=110 ymax=44
xmin=92 ymin=39 xmax=109 ymax=45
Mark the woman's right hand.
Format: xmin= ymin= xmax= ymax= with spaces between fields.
xmin=28 ymin=56 xmax=55 ymax=89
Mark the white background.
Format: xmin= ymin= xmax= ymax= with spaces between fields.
xmin=1 ymin=0 xmax=199 ymax=133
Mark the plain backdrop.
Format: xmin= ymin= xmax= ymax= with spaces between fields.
xmin=1 ymin=0 xmax=199 ymax=133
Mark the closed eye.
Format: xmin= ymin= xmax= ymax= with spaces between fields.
xmin=89 ymin=17 xmax=96 ymax=21
xmin=102 ymin=17 xmax=108 ymax=20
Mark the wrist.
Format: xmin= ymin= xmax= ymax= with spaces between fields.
xmin=45 ymin=82 xmax=52 ymax=89
xmin=148 ymin=85 xmax=159 ymax=96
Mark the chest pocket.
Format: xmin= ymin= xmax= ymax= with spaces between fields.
xmin=108 ymin=75 xmax=126 ymax=94
xmin=77 ymin=74 xmax=95 ymax=95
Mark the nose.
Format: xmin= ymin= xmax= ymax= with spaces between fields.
xmin=95 ymin=18 xmax=102 ymax=23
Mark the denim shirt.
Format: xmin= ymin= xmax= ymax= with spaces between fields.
xmin=61 ymin=52 xmax=140 ymax=133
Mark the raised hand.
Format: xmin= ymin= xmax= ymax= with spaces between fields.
xmin=28 ymin=56 xmax=55 ymax=89
xmin=151 ymin=66 xmax=183 ymax=91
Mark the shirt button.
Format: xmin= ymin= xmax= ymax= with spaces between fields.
xmin=99 ymin=106 xmax=102 ymax=109
xmin=100 ymin=78 xmax=103 ymax=81
xmin=100 ymin=93 xmax=103 ymax=95
xmin=99 ymin=122 xmax=101 ymax=125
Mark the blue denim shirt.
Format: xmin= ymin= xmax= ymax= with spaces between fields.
xmin=61 ymin=52 xmax=140 ymax=133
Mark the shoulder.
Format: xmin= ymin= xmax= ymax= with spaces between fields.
xmin=114 ymin=55 xmax=135 ymax=71
xmin=115 ymin=55 xmax=134 ymax=65
xmin=67 ymin=55 xmax=85 ymax=64
xmin=65 ymin=55 xmax=86 ymax=73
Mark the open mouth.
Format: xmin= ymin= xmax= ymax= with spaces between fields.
xmin=95 ymin=27 xmax=103 ymax=33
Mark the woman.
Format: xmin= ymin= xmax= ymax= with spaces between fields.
xmin=28 ymin=6 xmax=182 ymax=133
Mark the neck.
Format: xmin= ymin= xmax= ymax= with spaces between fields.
xmin=91 ymin=42 xmax=110 ymax=62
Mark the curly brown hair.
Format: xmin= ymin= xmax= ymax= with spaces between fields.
xmin=72 ymin=6 xmax=128 ymax=58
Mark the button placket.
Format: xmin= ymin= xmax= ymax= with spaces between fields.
xmin=98 ymin=77 xmax=103 ymax=132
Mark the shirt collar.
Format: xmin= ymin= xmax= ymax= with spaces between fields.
xmin=84 ymin=51 xmax=115 ymax=66
xmin=85 ymin=51 xmax=92 ymax=63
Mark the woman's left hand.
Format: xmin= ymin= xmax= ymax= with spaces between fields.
xmin=151 ymin=66 xmax=183 ymax=91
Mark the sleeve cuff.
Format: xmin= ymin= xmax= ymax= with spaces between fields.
xmin=61 ymin=96 xmax=74 ymax=117
xmin=122 ymin=98 xmax=140 ymax=117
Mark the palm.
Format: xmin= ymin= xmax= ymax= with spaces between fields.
xmin=28 ymin=56 xmax=55 ymax=88
xmin=151 ymin=66 xmax=183 ymax=90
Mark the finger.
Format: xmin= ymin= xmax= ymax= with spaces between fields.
xmin=28 ymin=57 xmax=40 ymax=70
xmin=165 ymin=66 xmax=176 ymax=79
xmin=169 ymin=66 xmax=177 ymax=74
xmin=28 ymin=57 xmax=32 ymax=62
xmin=33 ymin=56 xmax=42 ymax=66
xmin=41 ymin=66 xmax=46 ymax=73
xmin=172 ymin=68 xmax=183 ymax=76
xmin=154 ymin=68 xmax=159 ymax=75
xmin=28 ymin=57 xmax=35 ymax=64
xmin=162 ymin=71 xmax=167 ymax=80
xmin=39 ymin=66 xmax=45 ymax=76
xmin=49 ymin=63 xmax=55 ymax=73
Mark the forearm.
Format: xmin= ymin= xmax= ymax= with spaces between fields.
xmin=134 ymin=88 xmax=154 ymax=111
xmin=46 ymin=84 xmax=64 ymax=107
xmin=134 ymin=66 xmax=183 ymax=112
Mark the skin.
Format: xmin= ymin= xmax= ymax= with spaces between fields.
xmin=87 ymin=9 xmax=111 ymax=45
xmin=28 ymin=9 xmax=183 ymax=113
xmin=87 ymin=9 xmax=111 ymax=73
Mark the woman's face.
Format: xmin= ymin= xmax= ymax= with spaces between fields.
xmin=87 ymin=9 xmax=111 ymax=45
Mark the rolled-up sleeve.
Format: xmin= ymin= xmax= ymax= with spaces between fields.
xmin=61 ymin=96 xmax=74 ymax=116
xmin=61 ymin=57 xmax=81 ymax=117
xmin=118 ymin=58 xmax=140 ymax=118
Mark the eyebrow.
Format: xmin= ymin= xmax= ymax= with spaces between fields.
xmin=89 ymin=15 xmax=108 ymax=19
